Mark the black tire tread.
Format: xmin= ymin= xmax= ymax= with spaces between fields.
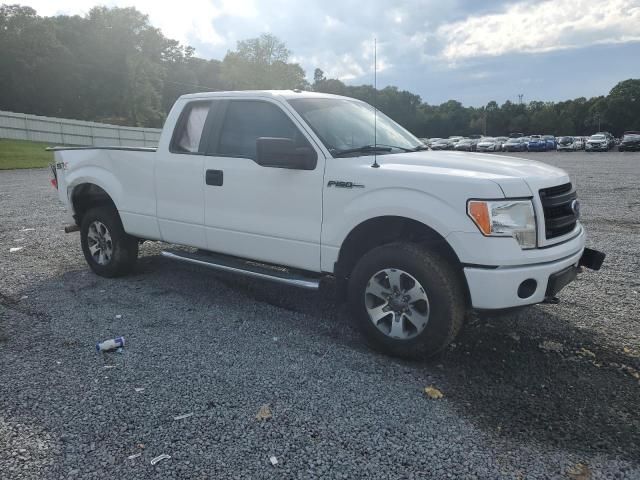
xmin=348 ymin=241 xmax=466 ymax=359
xmin=80 ymin=206 xmax=138 ymax=278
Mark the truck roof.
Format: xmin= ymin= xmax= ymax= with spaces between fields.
xmin=179 ymin=90 xmax=351 ymax=101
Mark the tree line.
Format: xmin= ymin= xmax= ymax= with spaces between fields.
xmin=1 ymin=4 xmax=638 ymax=136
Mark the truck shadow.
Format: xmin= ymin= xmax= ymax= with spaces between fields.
xmin=9 ymin=252 xmax=637 ymax=464
xmin=191 ymin=261 xmax=640 ymax=463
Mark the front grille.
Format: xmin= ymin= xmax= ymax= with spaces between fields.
xmin=539 ymin=183 xmax=578 ymax=239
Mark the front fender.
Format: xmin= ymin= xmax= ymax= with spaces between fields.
xmin=320 ymin=186 xmax=491 ymax=271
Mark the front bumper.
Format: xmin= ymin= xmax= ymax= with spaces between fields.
xmin=463 ymin=246 xmax=605 ymax=310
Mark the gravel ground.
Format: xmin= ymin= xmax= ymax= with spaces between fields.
xmin=0 ymin=151 xmax=638 ymax=479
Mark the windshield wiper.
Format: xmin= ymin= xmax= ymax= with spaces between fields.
xmin=412 ymin=145 xmax=429 ymax=151
xmin=331 ymin=145 xmax=392 ymax=157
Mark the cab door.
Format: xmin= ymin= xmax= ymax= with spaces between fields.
xmin=201 ymin=98 xmax=325 ymax=271
xmin=154 ymin=100 xmax=216 ymax=248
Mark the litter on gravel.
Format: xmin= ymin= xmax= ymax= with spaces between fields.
xmin=150 ymin=454 xmax=171 ymax=465
xmin=127 ymin=453 xmax=142 ymax=460
xmin=19 ymin=228 xmax=35 ymax=232
xmin=9 ymin=247 xmax=23 ymax=253
xmin=424 ymin=386 xmax=444 ymax=399
xmin=269 ymin=456 xmax=278 ymax=466
xmin=96 ymin=337 xmax=125 ymax=352
xmin=567 ymin=462 xmax=591 ymax=480
xmin=255 ymin=404 xmax=272 ymax=421
xmin=173 ymin=412 xmax=193 ymax=421
xmin=539 ymin=340 xmax=564 ymax=353
xmin=134 ymin=387 xmax=145 ymax=393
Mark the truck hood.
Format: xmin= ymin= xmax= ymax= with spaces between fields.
xmin=380 ymin=150 xmax=570 ymax=197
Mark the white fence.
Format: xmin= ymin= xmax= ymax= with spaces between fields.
xmin=0 ymin=110 xmax=162 ymax=147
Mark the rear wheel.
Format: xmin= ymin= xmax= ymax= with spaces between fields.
xmin=80 ymin=206 xmax=138 ymax=277
xmin=348 ymin=242 xmax=466 ymax=358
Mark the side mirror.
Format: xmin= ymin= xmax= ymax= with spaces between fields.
xmin=256 ymin=137 xmax=317 ymax=170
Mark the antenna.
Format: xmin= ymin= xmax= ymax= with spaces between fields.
xmin=371 ymin=37 xmax=380 ymax=169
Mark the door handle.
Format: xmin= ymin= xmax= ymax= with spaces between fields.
xmin=206 ymin=169 xmax=223 ymax=186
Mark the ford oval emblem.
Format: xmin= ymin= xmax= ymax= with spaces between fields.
xmin=571 ymin=199 xmax=581 ymax=219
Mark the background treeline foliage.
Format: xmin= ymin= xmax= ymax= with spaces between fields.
xmin=1 ymin=4 xmax=638 ymax=135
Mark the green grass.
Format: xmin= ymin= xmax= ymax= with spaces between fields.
xmin=0 ymin=139 xmax=54 ymax=170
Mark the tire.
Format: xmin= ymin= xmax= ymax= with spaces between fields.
xmin=80 ymin=206 xmax=138 ymax=277
xmin=348 ymin=242 xmax=466 ymax=359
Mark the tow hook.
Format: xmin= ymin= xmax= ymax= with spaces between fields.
xmin=64 ymin=225 xmax=80 ymax=233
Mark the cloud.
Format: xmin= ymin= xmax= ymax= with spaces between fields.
xmin=437 ymin=0 xmax=640 ymax=61
xmin=14 ymin=0 xmax=640 ymax=105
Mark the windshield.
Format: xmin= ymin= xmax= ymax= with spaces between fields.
xmin=506 ymin=138 xmax=520 ymax=144
xmin=288 ymin=98 xmax=422 ymax=155
xmin=559 ymin=136 xmax=573 ymax=143
xmin=591 ymin=135 xmax=605 ymax=140
xmin=624 ymin=133 xmax=640 ymax=140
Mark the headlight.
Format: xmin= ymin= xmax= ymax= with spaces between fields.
xmin=467 ymin=200 xmax=536 ymax=249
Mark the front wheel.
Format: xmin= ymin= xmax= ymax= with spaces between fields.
xmin=80 ymin=206 xmax=138 ymax=277
xmin=348 ymin=242 xmax=466 ymax=358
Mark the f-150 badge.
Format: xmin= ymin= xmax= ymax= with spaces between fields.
xmin=327 ymin=181 xmax=365 ymax=189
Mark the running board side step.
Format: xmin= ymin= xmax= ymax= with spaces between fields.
xmin=161 ymin=250 xmax=321 ymax=290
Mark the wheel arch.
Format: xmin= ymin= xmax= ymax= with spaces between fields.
xmin=337 ymin=215 xmax=469 ymax=287
xmin=70 ymin=183 xmax=118 ymax=226
xmin=335 ymin=215 xmax=471 ymax=309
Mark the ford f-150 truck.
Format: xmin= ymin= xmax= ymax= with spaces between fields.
xmin=50 ymin=90 xmax=605 ymax=358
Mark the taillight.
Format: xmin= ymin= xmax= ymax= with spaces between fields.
xmin=49 ymin=163 xmax=58 ymax=190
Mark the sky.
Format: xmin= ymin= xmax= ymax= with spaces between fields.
xmin=19 ymin=0 xmax=640 ymax=106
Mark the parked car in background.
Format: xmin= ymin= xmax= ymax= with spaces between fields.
xmin=586 ymin=134 xmax=610 ymax=152
xmin=618 ymin=131 xmax=640 ymax=151
xmin=448 ymin=136 xmax=464 ymax=147
xmin=594 ymin=132 xmax=615 ymax=149
xmin=454 ymin=138 xmax=476 ymax=152
xmin=573 ymin=137 xmax=585 ymax=150
xmin=495 ymin=136 xmax=509 ymax=151
xmin=528 ymin=135 xmax=547 ymax=151
xmin=503 ymin=137 xmax=528 ymax=152
xmin=557 ymin=136 xmax=578 ymax=151
xmin=543 ymin=135 xmax=556 ymax=150
xmin=476 ymin=137 xmax=501 ymax=152
xmin=431 ymin=138 xmax=454 ymax=150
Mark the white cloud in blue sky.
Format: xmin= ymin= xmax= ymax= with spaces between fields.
xmin=20 ymin=0 xmax=640 ymax=105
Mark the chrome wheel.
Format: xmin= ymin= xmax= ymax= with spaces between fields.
xmin=364 ymin=268 xmax=430 ymax=340
xmin=87 ymin=220 xmax=113 ymax=265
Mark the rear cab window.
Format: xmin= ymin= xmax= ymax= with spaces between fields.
xmin=170 ymin=101 xmax=212 ymax=154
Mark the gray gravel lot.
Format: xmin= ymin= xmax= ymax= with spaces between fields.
xmin=1 ymin=151 xmax=639 ymax=479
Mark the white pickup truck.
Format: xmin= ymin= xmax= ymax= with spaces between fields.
xmin=50 ymin=90 xmax=604 ymax=357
